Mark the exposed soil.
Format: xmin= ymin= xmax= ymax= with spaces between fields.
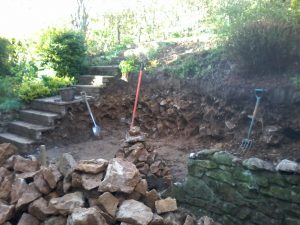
xmin=44 ymin=69 xmax=300 ymax=182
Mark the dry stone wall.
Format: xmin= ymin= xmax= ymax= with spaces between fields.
xmin=172 ymin=149 xmax=300 ymax=225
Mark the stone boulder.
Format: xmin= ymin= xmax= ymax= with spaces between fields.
xmin=97 ymin=192 xmax=119 ymax=217
xmin=41 ymin=165 xmax=62 ymax=189
xmin=0 ymin=143 xmax=16 ymax=166
xmin=276 ymin=159 xmax=300 ymax=173
xmin=14 ymin=155 xmax=40 ymax=173
xmin=155 ymin=198 xmax=177 ymax=214
xmin=58 ymin=153 xmax=77 ymax=176
xmin=16 ymin=183 xmax=42 ymax=209
xmin=76 ymin=159 xmax=108 ymax=174
xmin=0 ymin=168 xmax=13 ymax=201
xmin=42 ymin=216 xmax=67 ymax=225
xmin=34 ymin=171 xmax=51 ymax=195
xmin=17 ymin=213 xmax=40 ymax=225
xmin=50 ymin=192 xmax=84 ymax=216
xmin=242 ymin=158 xmax=274 ymax=171
xmin=81 ymin=173 xmax=103 ymax=190
xmin=28 ymin=197 xmax=58 ymax=221
xmin=0 ymin=202 xmax=14 ymax=224
xmin=66 ymin=207 xmax=107 ymax=225
xmin=116 ymin=199 xmax=153 ymax=225
xmin=98 ymin=158 xmax=141 ymax=193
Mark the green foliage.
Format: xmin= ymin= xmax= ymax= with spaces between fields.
xmin=16 ymin=78 xmax=51 ymax=102
xmin=9 ymin=39 xmax=38 ymax=80
xmin=228 ymin=19 xmax=300 ymax=74
xmin=41 ymin=75 xmax=74 ymax=95
xmin=166 ymin=48 xmax=224 ymax=78
xmin=291 ymin=75 xmax=300 ymax=88
xmin=119 ymin=57 xmax=139 ymax=75
xmin=0 ymin=77 xmax=21 ymax=112
xmin=0 ymin=37 xmax=12 ymax=76
xmin=37 ymin=28 xmax=87 ymax=78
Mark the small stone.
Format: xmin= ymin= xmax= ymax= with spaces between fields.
xmin=17 ymin=213 xmax=39 ymax=225
xmin=150 ymin=161 xmax=161 ymax=174
xmin=183 ymin=215 xmax=195 ymax=225
xmin=197 ymin=216 xmax=216 ymax=225
xmin=42 ymin=216 xmax=67 ymax=225
xmin=129 ymin=126 xmax=141 ymax=136
xmin=42 ymin=164 xmax=62 ymax=189
xmin=16 ymin=183 xmax=42 ymax=209
xmin=149 ymin=214 xmax=164 ymax=225
xmin=0 ymin=143 xmax=16 ymax=166
xmin=10 ymin=178 xmax=27 ymax=204
xmin=71 ymin=172 xmax=82 ymax=188
xmin=81 ymin=173 xmax=103 ymax=190
xmin=134 ymin=179 xmax=148 ymax=195
xmin=155 ymin=198 xmax=177 ymax=214
xmin=34 ymin=171 xmax=51 ymax=195
xmin=49 ymin=192 xmax=84 ymax=216
xmin=0 ymin=172 xmax=13 ymax=201
xmin=98 ymin=158 xmax=141 ymax=194
xmin=137 ymin=163 xmax=150 ymax=175
xmin=58 ymin=153 xmax=77 ymax=176
xmin=76 ymin=159 xmax=108 ymax=174
xmin=14 ymin=155 xmax=40 ymax=173
xmin=28 ymin=197 xmax=57 ymax=221
xmin=97 ymin=192 xmax=119 ymax=217
xmin=116 ymin=199 xmax=153 ymax=225
xmin=142 ymin=189 xmax=161 ymax=210
xmin=0 ymin=202 xmax=14 ymax=224
xmin=242 ymin=158 xmax=275 ymax=171
xmin=66 ymin=207 xmax=107 ymax=225
xmin=16 ymin=171 xmax=38 ymax=180
xmin=276 ymin=159 xmax=300 ymax=173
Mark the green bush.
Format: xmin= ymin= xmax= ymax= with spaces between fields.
xmin=16 ymin=79 xmax=51 ymax=102
xmin=228 ymin=19 xmax=300 ymax=74
xmin=38 ymin=28 xmax=87 ymax=78
xmin=41 ymin=75 xmax=74 ymax=95
xmin=119 ymin=57 xmax=139 ymax=75
xmin=0 ymin=37 xmax=12 ymax=76
xmin=0 ymin=77 xmax=21 ymax=112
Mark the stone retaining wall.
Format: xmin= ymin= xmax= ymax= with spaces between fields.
xmin=172 ymin=149 xmax=300 ymax=225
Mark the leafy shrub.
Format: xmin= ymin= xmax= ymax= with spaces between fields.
xmin=119 ymin=57 xmax=139 ymax=75
xmin=228 ymin=19 xmax=300 ymax=74
xmin=0 ymin=37 xmax=12 ymax=76
xmin=38 ymin=28 xmax=87 ymax=78
xmin=16 ymin=79 xmax=51 ymax=102
xmin=0 ymin=77 xmax=21 ymax=112
xmin=41 ymin=75 xmax=74 ymax=95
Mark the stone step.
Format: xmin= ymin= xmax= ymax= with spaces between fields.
xmin=78 ymin=75 xmax=114 ymax=85
xmin=74 ymin=85 xmax=105 ymax=97
xmin=19 ymin=109 xmax=60 ymax=126
xmin=31 ymin=96 xmax=83 ymax=115
xmin=8 ymin=121 xmax=53 ymax=140
xmin=89 ymin=65 xmax=120 ymax=76
xmin=0 ymin=132 xmax=36 ymax=153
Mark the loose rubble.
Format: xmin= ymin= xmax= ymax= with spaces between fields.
xmin=0 ymin=140 xmax=219 ymax=225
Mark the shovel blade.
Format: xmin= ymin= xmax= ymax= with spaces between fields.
xmin=93 ymin=126 xmax=101 ymax=136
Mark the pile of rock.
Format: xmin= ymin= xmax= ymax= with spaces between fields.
xmin=0 ymin=142 xmax=197 ymax=225
xmin=115 ymin=127 xmax=173 ymax=190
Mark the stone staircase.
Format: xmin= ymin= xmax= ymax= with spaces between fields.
xmin=0 ymin=65 xmax=119 ymax=153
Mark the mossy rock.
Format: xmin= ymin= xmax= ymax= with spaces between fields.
xmin=205 ymin=169 xmax=235 ymax=186
xmin=211 ymin=151 xmax=236 ymax=166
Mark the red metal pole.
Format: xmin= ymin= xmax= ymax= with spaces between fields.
xmin=130 ymin=64 xmax=144 ymax=129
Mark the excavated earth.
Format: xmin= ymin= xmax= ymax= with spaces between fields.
xmin=44 ymin=72 xmax=300 ymax=182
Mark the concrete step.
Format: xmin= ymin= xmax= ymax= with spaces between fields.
xmin=20 ymin=109 xmax=60 ymax=126
xmin=31 ymin=96 xmax=83 ymax=115
xmin=8 ymin=121 xmax=53 ymax=140
xmin=0 ymin=132 xmax=36 ymax=153
xmin=88 ymin=65 xmax=120 ymax=76
xmin=78 ymin=75 xmax=114 ymax=85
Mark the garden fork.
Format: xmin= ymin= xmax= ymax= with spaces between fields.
xmin=240 ymin=89 xmax=264 ymax=151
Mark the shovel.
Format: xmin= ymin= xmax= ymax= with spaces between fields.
xmin=240 ymin=88 xmax=264 ymax=150
xmin=81 ymin=91 xmax=101 ymax=136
